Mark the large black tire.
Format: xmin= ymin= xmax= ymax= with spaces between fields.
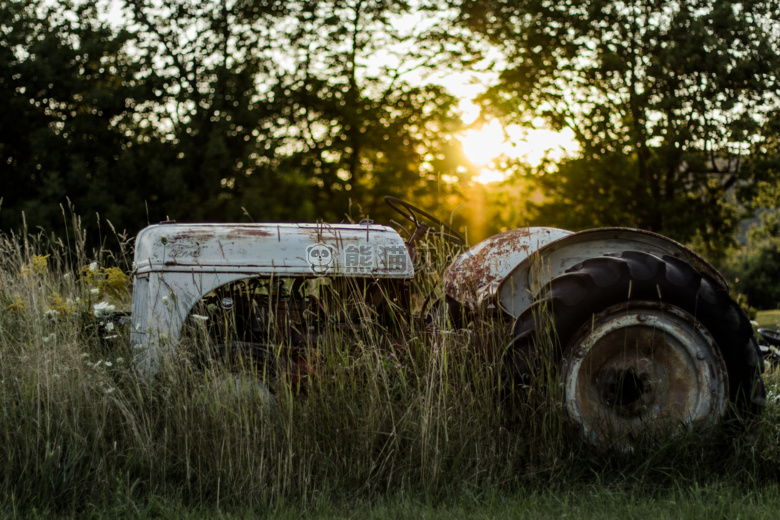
xmin=509 ymin=251 xmax=766 ymax=423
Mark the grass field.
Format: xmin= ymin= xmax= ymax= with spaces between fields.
xmin=756 ymin=310 xmax=780 ymax=331
xmin=23 ymin=483 xmax=780 ymax=518
xmin=2 ymin=225 xmax=780 ymax=518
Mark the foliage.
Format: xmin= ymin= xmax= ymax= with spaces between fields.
xmin=721 ymin=180 xmax=780 ymax=310
xmin=114 ymin=0 xmax=473 ymax=226
xmin=453 ymin=0 xmax=780 ymax=255
xmin=0 ymin=0 xmax=160 ymax=239
xmin=261 ymin=0 xmax=470 ymax=222
xmin=0 ymin=0 xmax=474 ymax=242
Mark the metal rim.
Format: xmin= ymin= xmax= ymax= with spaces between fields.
xmin=561 ymin=302 xmax=729 ymax=447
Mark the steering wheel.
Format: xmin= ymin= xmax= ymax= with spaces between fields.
xmin=384 ymin=196 xmax=465 ymax=245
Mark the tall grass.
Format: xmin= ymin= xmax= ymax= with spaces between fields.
xmin=1 ymin=220 xmax=780 ymax=515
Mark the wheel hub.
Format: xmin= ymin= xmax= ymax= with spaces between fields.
xmin=561 ymin=302 xmax=728 ymax=447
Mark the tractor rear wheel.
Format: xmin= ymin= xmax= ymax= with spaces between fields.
xmin=509 ymin=251 xmax=765 ymax=446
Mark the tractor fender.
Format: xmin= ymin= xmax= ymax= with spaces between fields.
xmin=443 ymin=227 xmax=572 ymax=312
xmin=495 ymin=227 xmax=727 ymax=318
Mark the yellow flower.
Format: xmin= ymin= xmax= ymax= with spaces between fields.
xmin=98 ymin=267 xmax=130 ymax=301
xmin=20 ymin=254 xmax=50 ymax=277
xmin=48 ymin=292 xmax=74 ymax=318
xmin=5 ymin=294 xmax=25 ymax=313
xmin=79 ymin=264 xmax=131 ymax=301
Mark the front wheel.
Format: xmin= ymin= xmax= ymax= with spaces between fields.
xmin=509 ymin=251 xmax=765 ymax=447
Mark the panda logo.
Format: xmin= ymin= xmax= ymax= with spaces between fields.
xmin=306 ymin=243 xmax=336 ymax=275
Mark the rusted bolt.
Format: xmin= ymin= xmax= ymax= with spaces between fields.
xmin=637 ymin=314 xmax=647 ymax=322
xmin=697 ymin=350 xmax=706 ymax=360
xmin=575 ymin=348 xmax=585 ymax=358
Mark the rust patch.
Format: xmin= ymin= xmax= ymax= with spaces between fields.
xmin=171 ymin=231 xmax=215 ymax=243
xmin=226 ymin=227 xmax=274 ymax=239
xmin=444 ymin=228 xmax=538 ymax=309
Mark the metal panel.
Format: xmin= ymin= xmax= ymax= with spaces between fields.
xmin=130 ymin=221 xmax=414 ymax=375
xmin=134 ymin=222 xmax=414 ymax=278
xmin=443 ymin=227 xmax=571 ymax=311
xmin=497 ymin=228 xmax=728 ymax=318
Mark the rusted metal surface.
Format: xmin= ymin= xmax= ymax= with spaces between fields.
xmin=134 ymin=222 xmax=413 ymax=278
xmin=497 ymin=227 xmax=729 ymax=318
xmin=560 ymin=302 xmax=728 ymax=448
xmin=443 ymin=227 xmax=571 ymax=311
xmin=131 ymin=222 xmax=413 ymax=375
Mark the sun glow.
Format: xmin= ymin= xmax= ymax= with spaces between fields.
xmin=459 ymin=115 xmax=579 ymax=184
xmin=460 ymin=120 xmax=506 ymax=166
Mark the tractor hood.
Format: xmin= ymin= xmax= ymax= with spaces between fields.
xmin=133 ymin=222 xmax=414 ymax=278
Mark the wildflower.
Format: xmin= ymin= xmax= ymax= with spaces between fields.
xmin=81 ymin=352 xmax=90 ymax=358
xmin=162 ymin=296 xmax=170 ymax=306
xmin=388 ymin=352 xmax=395 ymax=359
xmin=93 ymin=301 xmax=116 ymax=318
xmin=5 ymin=294 xmax=25 ymax=313
xmin=395 ymin=363 xmax=402 ymax=370
xmin=43 ymin=309 xmax=60 ymax=321
xmin=97 ymin=267 xmax=130 ymax=300
xmin=191 ymin=314 xmax=208 ymax=322
xmin=105 ymin=321 xmax=115 ymax=332
xmin=90 ymin=288 xmax=100 ymax=296
xmin=89 ymin=262 xmax=98 ymax=272
xmin=42 ymin=333 xmax=56 ymax=344
xmin=116 ymin=357 xmax=124 ymax=364
xmin=48 ymin=293 xmax=74 ymax=318
xmin=104 ymin=361 xmax=113 ymax=367
xmin=105 ymin=387 xmax=116 ymax=394
xmin=104 ymin=335 xmax=118 ymax=340
xmin=20 ymin=254 xmax=50 ymax=277
xmin=63 ymin=273 xmax=71 ymax=281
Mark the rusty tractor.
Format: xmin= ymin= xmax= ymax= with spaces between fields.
xmin=128 ymin=196 xmax=765 ymax=446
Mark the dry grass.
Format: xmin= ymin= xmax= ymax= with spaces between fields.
xmin=1 ymin=219 xmax=779 ymax=516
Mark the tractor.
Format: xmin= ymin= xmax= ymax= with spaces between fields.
xmin=127 ymin=196 xmax=765 ymax=446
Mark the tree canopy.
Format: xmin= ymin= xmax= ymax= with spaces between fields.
xmin=0 ymin=0 xmax=158 ymax=236
xmin=455 ymin=0 xmax=780 ymax=252
xmin=1 ymin=0 xmax=779 ymax=257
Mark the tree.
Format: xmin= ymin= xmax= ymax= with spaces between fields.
xmin=721 ymin=112 xmax=780 ymax=307
xmin=269 ymin=0 xmax=471 ymax=222
xmin=0 ymin=0 xmax=158 ymax=239
xmin=454 ymin=0 xmax=780 ymax=253
xmin=122 ymin=0 xmax=300 ymax=224
xmin=124 ymin=0 xmax=472 ymax=226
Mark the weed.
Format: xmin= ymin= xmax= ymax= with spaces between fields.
xmin=0 ymin=222 xmax=777 ymax=516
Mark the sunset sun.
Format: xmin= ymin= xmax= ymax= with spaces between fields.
xmin=459 ymin=117 xmax=579 ymax=184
